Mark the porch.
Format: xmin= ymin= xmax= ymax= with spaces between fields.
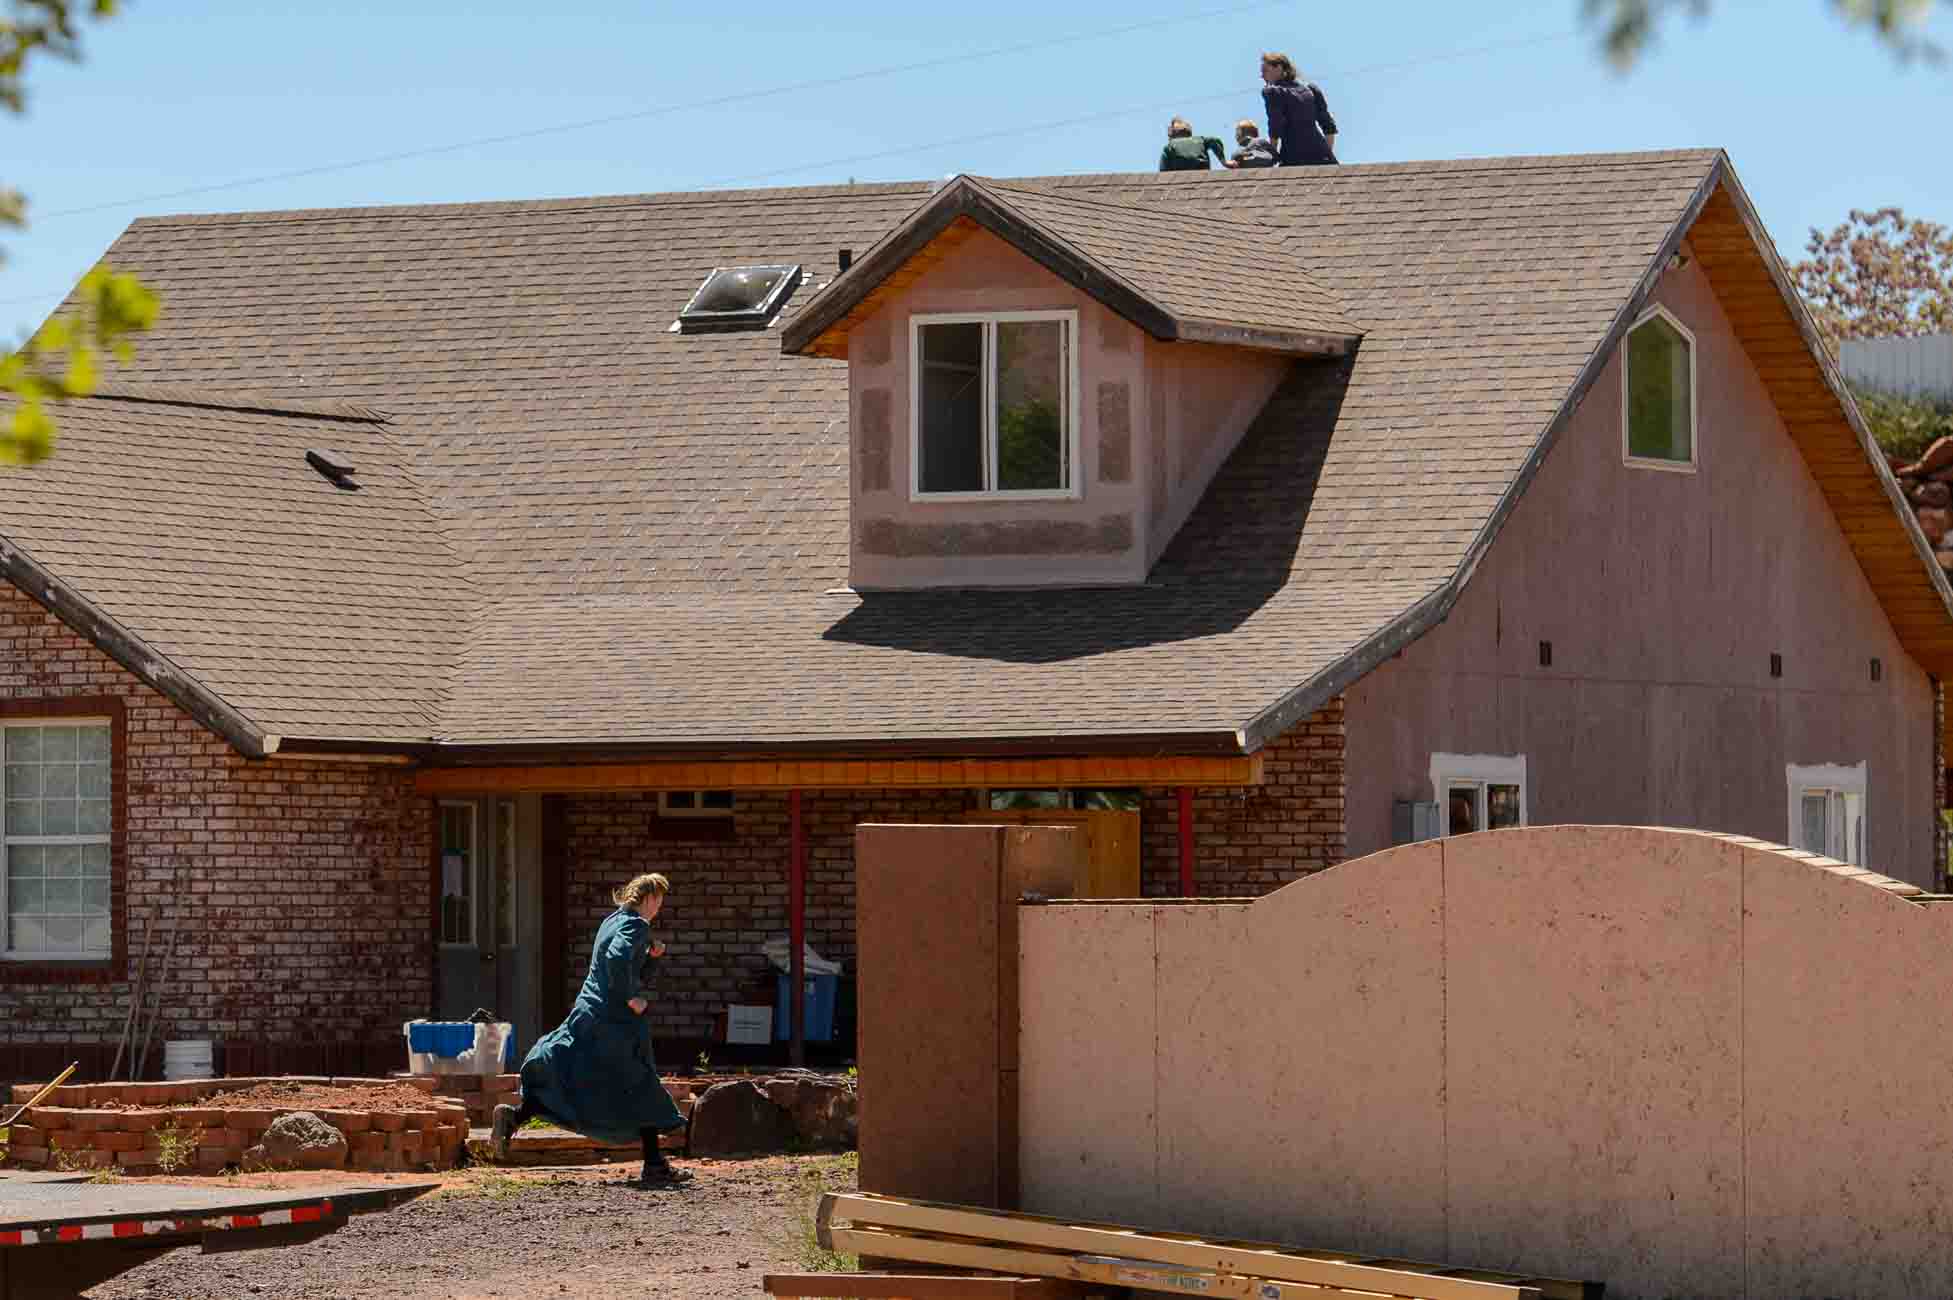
xmin=412 ymin=753 xmax=1270 ymax=1068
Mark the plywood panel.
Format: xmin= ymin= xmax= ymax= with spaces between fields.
xmin=1441 ymin=828 xmax=1745 ymax=1297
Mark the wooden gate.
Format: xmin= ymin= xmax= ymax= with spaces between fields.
xmin=961 ymin=810 xmax=1140 ymax=898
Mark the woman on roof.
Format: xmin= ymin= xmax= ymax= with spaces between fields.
xmin=1260 ymin=52 xmax=1339 ymax=166
xmin=490 ymin=872 xmax=689 ymax=1186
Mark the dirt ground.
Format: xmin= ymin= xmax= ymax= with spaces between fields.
xmin=86 ymin=1153 xmax=859 ymax=1300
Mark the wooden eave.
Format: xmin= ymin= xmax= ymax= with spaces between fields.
xmin=1686 ymin=167 xmax=1953 ymax=676
xmin=414 ymin=753 xmax=1265 ymax=796
xmin=780 ymin=177 xmax=1356 ymax=361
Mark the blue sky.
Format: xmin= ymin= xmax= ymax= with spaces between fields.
xmin=3 ymin=0 xmax=1950 ymax=335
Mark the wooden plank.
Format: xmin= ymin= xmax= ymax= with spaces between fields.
xmin=415 ymin=755 xmax=1265 ymax=795
xmin=822 ymin=1195 xmax=1553 ymax=1300
xmin=764 ymin=1273 xmax=1092 ymax=1298
xmin=825 ymin=1227 xmax=1487 ymax=1300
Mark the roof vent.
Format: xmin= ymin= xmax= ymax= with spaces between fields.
xmin=678 ymin=264 xmax=802 ymax=333
xmin=305 ymin=448 xmax=360 ymax=491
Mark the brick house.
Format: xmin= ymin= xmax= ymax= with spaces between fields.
xmin=0 ymin=147 xmax=1946 ymax=1076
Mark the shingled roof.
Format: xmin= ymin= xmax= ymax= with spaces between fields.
xmin=782 ymin=173 xmax=1361 ymax=359
xmin=13 ymin=148 xmax=1941 ymax=758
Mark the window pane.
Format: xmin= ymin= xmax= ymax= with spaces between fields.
xmin=44 ymin=879 xmax=80 ymax=912
xmin=1843 ymin=792 xmax=1864 ymax=865
xmin=1446 ymin=782 xmax=1480 ymax=835
xmin=77 ymin=800 xmax=110 ymax=834
xmin=5 ymin=729 xmax=39 ymax=762
xmin=989 ymin=789 xmax=1064 ymax=810
xmin=918 ymin=321 xmax=985 ymax=493
xmin=665 ymin=791 xmax=696 ymax=810
xmin=41 ymin=728 xmax=77 ymax=763
xmin=1627 ymin=314 xmax=1692 ymax=462
xmin=81 ymin=842 xmax=110 ymax=873
xmin=41 ymin=765 xmax=76 ymax=799
xmin=1487 ymin=784 xmax=1522 ymax=829
xmin=78 ymin=763 xmax=109 ymax=799
xmin=81 ymin=877 xmax=109 ymax=914
xmin=4 ymin=766 xmax=39 ymax=798
xmin=41 ymin=800 xmax=76 ymax=836
xmin=11 ymin=916 xmax=44 ymax=952
xmin=83 ymin=918 xmax=110 ymax=953
xmin=9 ymin=879 xmax=42 ymax=914
xmin=700 ymin=790 xmax=736 ymax=811
xmin=43 ymin=917 xmax=81 ymax=951
xmin=44 ymin=845 xmax=79 ymax=876
xmin=439 ymin=804 xmax=473 ymax=945
xmin=1800 ymin=792 xmax=1829 ymax=854
xmin=6 ymin=801 xmax=41 ymax=836
xmin=79 ymin=725 xmax=109 ymax=763
xmin=1072 ymin=788 xmax=1142 ymax=811
xmin=9 ymin=845 xmax=44 ymax=875
xmin=995 ymin=319 xmax=1068 ymax=491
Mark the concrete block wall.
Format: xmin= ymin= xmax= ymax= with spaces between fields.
xmin=0 ymin=583 xmax=430 ymax=1050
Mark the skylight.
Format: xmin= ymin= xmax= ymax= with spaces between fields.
xmin=678 ymin=264 xmax=802 ymax=332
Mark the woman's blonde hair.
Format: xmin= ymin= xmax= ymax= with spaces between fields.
xmin=613 ymin=872 xmax=671 ymax=908
xmin=1235 ymin=119 xmax=1260 ymax=139
xmin=1167 ymin=116 xmax=1193 ymax=138
xmin=1261 ymin=51 xmax=1298 ymax=81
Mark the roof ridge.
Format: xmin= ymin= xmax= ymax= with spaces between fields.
xmin=83 ymin=384 xmax=390 ymax=424
xmin=979 ymin=177 xmax=1265 ymax=235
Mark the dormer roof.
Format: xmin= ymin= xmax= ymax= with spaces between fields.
xmin=781 ymin=174 xmax=1362 ymax=360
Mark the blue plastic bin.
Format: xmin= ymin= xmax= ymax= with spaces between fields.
xmin=774 ymin=973 xmax=838 ymax=1042
xmin=407 ymin=1021 xmax=475 ymax=1056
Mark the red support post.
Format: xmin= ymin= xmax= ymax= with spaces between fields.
xmin=789 ymin=788 xmax=806 ymax=1067
xmin=1177 ymin=786 xmax=1194 ymax=897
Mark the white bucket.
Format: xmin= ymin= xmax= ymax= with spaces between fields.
xmin=163 ymin=1039 xmax=215 ymax=1081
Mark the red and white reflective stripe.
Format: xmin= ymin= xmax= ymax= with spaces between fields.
xmin=15 ymin=1199 xmax=336 ymax=1247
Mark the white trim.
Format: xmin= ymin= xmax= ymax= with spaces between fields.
xmin=1621 ymin=303 xmax=1700 ymax=473
xmin=0 ymin=717 xmax=115 ymax=963
xmin=1786 ymin=761 xmax=1868 ymax=864
xmin=658 ymin=790 xmax=737 ymax=819
xmin=437 ymin=799 xmax=479 ymax=949
xmin=908 ymin=309 xmax=1082 ymax=502
xmin=1429 ymin=752 xmax=1529 ymax=837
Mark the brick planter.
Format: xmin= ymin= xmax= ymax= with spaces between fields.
xmin=422 ymin=1071 xmax=711 ymax=1128
xmin=2 ymin=1075 xmax=469 ymax=1176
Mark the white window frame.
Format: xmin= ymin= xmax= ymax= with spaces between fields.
xmin=1 ymin=716 xmax=114 ymax=963
xmin=1786 ymin=762 xmax=1867 ymax=865
xmin=658 ymin=790 xmax=736 ymax=819
xmin=1621 ymin=303 xmax=1699 ymax=473
xmin=908 ymin=309 xmax=1082 ymax=503
xmin=1429 ymin=752 xmax=1529 ymax=837
xmin=438 ymin=799 xmax=478 ymax=949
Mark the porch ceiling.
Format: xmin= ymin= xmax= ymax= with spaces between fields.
xmin=412 ymin=754 xmax=1265 ymax=796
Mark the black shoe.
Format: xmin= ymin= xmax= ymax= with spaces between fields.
xmin=636 ymin=1155 xmax=689 ymax=1186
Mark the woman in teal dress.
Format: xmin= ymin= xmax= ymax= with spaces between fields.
xmin=490 ymin=872 xmax=688 ymax=1183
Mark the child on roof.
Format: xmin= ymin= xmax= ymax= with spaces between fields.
xmin=1159 ymin=117 xmax=1227 ymax=172
xmin=1226 ymin=120 xmax=1278 ymax=169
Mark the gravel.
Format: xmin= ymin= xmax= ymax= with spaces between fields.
xmin=87 ymin=1154 xmax=858 ymax=1300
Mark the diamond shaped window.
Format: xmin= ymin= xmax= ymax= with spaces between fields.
xmin=678 ymin=264 xmax=802 ymax=332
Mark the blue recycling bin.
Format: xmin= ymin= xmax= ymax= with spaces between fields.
xmin=407 ymin=1021 xmax=475 ymax=1057
xmin=774 ymin=972 xmax=838 ymax=1042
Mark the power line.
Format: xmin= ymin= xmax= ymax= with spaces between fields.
xmin=706 ymin=29 xmax=1583 ymax=188
xmin=30 ymin=0 xmax=1295 ymax=222
xmin=0 ymin=25 xmax=1582 ymax=310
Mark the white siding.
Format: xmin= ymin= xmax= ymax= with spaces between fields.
xmin=1839 ymin=334 xmax=1953 ymax=397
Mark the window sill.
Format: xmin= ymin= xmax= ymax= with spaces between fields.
xmin=909 ymin=489 xmax=1082 ymax=504
xmin=0 ymin=958 xmax=119 ymax=984
xmin=1622 ymin=455 xmax=1698 ymax=474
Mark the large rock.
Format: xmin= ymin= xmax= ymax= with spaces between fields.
xmin=687 ymin=1080 xmax=793 ymax=1157
xmin=246 ymin=1111 xmax=348 ymax=1171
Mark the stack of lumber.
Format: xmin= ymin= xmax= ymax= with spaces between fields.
xmin=779 ymin=1193 xmax=1601 ymax=1300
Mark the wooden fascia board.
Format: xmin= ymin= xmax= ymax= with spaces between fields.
xmin=1239 ymin=154 xmax=1729 ymax=750
xmin=0 ymin=535 xmax=277 ymax=759
xmin=781 ymin=177 xmax=1180 ymax=357
xmin=1701 ymin=167 xmax=1953 ymax=672
xmin=413 ymin=752 xmax=1265 ymax=796
xmin=1175 ymin=316 xmax=1359 ymax=357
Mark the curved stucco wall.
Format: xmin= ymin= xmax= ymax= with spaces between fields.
xmin=1018 ymin=825 xmax=1953 ymax=1300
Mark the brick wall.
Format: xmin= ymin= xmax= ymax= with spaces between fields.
xmin=0 ymin=583 xmax=430 ymax=1055
xmin=1139 ymin=698 xmax=1347 ymax=897
xmin=561 ymin=701 xmax=1346 ymax=1038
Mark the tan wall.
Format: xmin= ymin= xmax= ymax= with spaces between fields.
xmin=1017 ymin=826 xmax=1953 ymax=1300
xmin=845 ymin=227 xmax=1284 ymax=589
xmin=1345 ymin=257 xmax=1937 ymax=886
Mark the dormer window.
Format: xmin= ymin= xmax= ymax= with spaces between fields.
xmin=679 ymin=264 xmax=801 ymax=332
xmin=1623 ymin=304 xmax=1696 ymax=470
xmin=912 ymin=310 xmax=1078 ymax=499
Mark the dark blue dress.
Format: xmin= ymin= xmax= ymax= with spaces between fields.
xmin=517 ymin=908 xmax=685 ymax=1144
